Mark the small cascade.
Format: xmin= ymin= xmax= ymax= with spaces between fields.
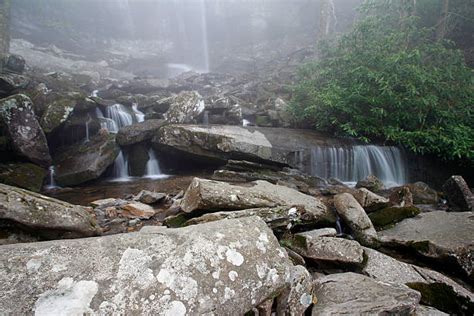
xmin=144 ymin=149 xmax=167 ymax=179
xmin=202 ymin=111 xmax=210 ymax=125
xmin=132 ymin=103 xmax=145 ymax=123
xmin=105 ymin=104 xmax=134 ymax=132
xmin=95 ymin=107 xmax=118 ymax=132
xmin=91 ymin=90 xmax=99 ymax=97
xmin=242 ymin=119 xmax=250 ymax=127
xmin=111 ymin=151 xmax=130 ymax=181
xmin=45 ymin=166 xmax=59 ymax=189
xmin=309 ymin=145 xmax=407 ymax=187
xmin=84 ymin=115 xmax=92 ymax=142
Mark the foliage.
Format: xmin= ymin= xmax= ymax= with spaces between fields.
xmin=291 ymin=0 xmax=474 ymax=163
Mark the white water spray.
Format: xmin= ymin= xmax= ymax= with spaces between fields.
xmin=144 ymin=149 xmax=168 ymax=179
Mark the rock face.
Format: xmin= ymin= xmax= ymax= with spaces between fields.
xmin=379 ymin=211 xmax=474 ymax=281
xmin=353 ymin=188 xmax=389 ymax=212
xmin=116 ymin=119 xmax=166 ymax=146
xmin=312 ymin=272 xmax=421 ymax=315
xmin=0 ymin=162 xmax=46 ymax=192
xmin=39 ymin=97 xmax=77 ymax=134
xmin=276 ymin=265 xmax=313 ymax=315
xmin=442 ymin=176 xmax=473 ymax=211
xmin=164 ymin=91 xmax=205 ymax=124
xmin=333 ymin=193 xmax=378 ymax=246
xmin=54 ymin=133 xmax=119 ymax=186
xmin=0 ymin=94 xmax=52 ymax=167
xmin=180 ymin=178 xmax=334 ymax=224
xmin=368 ymin=205 xmax=420 ymax=228
xmin=406 ymin=182 xmax=438 ymax=204
xmin=0 ymin=73 xmax=29 ymax=97
xmin=0 ymin=183 xmax=99 ymax=239
xmin=0 ymin=217 xmax=293 ymax=315
xmin=356 ymin=175 xmax=385 ymax=192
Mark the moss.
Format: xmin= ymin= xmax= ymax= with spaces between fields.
xmin=369 ymin=206 xmax=420 ymax=228
xmin=164 ymin=214 xmax=190 ymax=228
xmin=0 ymin=163 xmax=46 ymax=192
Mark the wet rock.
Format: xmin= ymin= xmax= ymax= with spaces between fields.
xmin=0 ymin=183 xmax=99 ymax=239
xmin=356 ymin=175 xmax=385 ymax=192
xmin=0 ymin=94 xmax=51 ymax=167
xmin=0 ymin=163 xmax=46 ymax=192
xmin=276 ymin=265 xmax=313 ymax=315
xmin=40 ymin=97 xmax=77 ymax=134
xmin=363 ymin=247 xmax=474 ymax=315
xmin=388 ymin=186 xmax=414 ymax=207
xmin=407 ymin=182 xmax=439 ymax=205
xmin=353 ymin=188 xmax=389 ymax=212
xmin=180 ymin=178 xmax=333 ymax=224
xmin=333 ymin=193 xmax=378 ymax=246
xmin=185 ymin=206 xmax=322 ymax=231
xmin=125 ymin=143 xmax=149 ymax=177
xmin=312 ymin=272 xmax=421 ymax=315
xmin=134 ymin=190 xmax=166 ymax=205
xmin=116 ymin=119 xmax=166 ymax=146
xmin=164 ymin=91 xmax=205 ymax=124
xmin=121 ymin=202 xmax=156 ymax=219
xmin=286 ymin=230 xmax=364 ymax=264
xmin=379 ymin=211 xmax=474 ymax=281
xmin=0 ymin=216 xmax=293 ymax=315
xmin=54 ymin=133 xmax=119 ymax=186
xmin=442 ymin=176 xmax=473 ymax=211
xmin=0 ymin=73 xmax=29 ymax=97
xmin=368 ymin=205 xmax=420 ymax=228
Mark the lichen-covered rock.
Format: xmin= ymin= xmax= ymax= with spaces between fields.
xmin=353 ymin=188 xmax=389 ymax=212
xmin=368 ymin=205 xmax=420 ymax=228
xmin=4 ymin=54 xmax=26 ymax=74
xmin=0 ymin=94 xmax=51 ymax=167
xmin=442 ymin=176 xmax=473 ymax=211
xmin=0 ymin=217 xmax=293 ymax=315
xmin=286 ymin=231 xmax=364 ymax=264
xmin=116 ymin=119 xmax=166 ymax=146
xmin=356 ymin=175 xmax=385 ymax=192
xmin=180 ymin=178 xmax=334 ymax=224
xmin=312 ymin=272 xmax=421 ymax=315
xmin=333 ymin=193 xmax=378 ymax=246
xmin=121 ymin=202 xmax=155 ymax=219
xmin=388 ymin=185 xmax=414 ymax=207
xmin=379 ymin=211 xmax=474 ymax=281
xmin=363 ymin=247 xmax=474 ymax=315
xmin=40 ymin=97 xmax=77 ymax=134
xmin=0 ymin=162 xmax=46 ymax=192
xmin=0 ymin=183 xmax=99 ymax=239
xmin=54 ymin=133 xmax=119 ymax=186
xmin=407 ymin=182 xmax=438 ymax=204
xmin=0 ymin=73 xmax=29 ymax=97
xmin=276 ymin=265 xmax=313 ymax=315
xmin=164 ymin=91 xmax=205 ymax=123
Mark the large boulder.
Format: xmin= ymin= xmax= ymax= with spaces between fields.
xmin=0 ymin=183 xmax=100 ymax=239
xmin=39 ymin=97 xmax=77 ymax=134
xmin=406 ymin=182 xmax=439 ymax=204
xmin=442 ymin=176 xmax=473 ymax=211
xmin=312 ymin=272 xmax=421 ymax=315
xmin=363 ymin=247 xmax=474 ymax=314
xmin=0 ymin=94 xmax=51 ymax=167
xmin=368 ymin=205 xmax=420 ymax=228
xmin=116 ymin=119 xmax=166 ymax=146
xmin=180 ymin=178 xmax=334 ymax=224
xmin=379 ymin=211 xmax=474 ymax=281
xmin=0 ymin=217 xmax=293 ymax=315
xmin=333 ymin=193 xmax=378 ymax=246
xmin=0 ymin=73 xmax=29 ymax=97
xmin=356 ymin=175 xmax=385 ymax=192
xmin=54 ymin=133 xmax=119 ymax=186
xmin=0 ymin=162 xmax=46 ymax=192
xmin=353 ymin=188 xmax=389 ymax=212
xmin=164 ymin=91 xmax=205 ymax=124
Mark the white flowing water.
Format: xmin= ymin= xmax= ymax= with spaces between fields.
xmin=132 ymin=103 xmax=145 ymax=122
xmin=308 ymin=145 xmax=408 ymax=187
xmin=110 ymin=151 xmax=130 ymax=182
xmin=242 ymin=119 xmax=250 ymax=127
xmin=45 ymin=166 xmax=59 ymax=189
xmin=202 ymin=110 xmax=210 ymax=125
xmin=84 ymin=115 xmax=92 ymax=142
xmin=144 ymin=149 xmax=168 ymax=179
xmin=105 ymin=104 xmax=134 ymax=132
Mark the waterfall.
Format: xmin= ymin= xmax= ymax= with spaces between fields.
xmin=111 ymin=151 xmax=130 ymax=182
xmin=309 ymin=145 xmax=407 ymax=187
xmin=45 ymin=166 xmax=59 ymax=189
xmin=242 ymin=119 xmax=250 ymax=127
xmin=91 ymin=90 xmax=99 ymax=97
xmin=84 ymin=115 xmax=92 ymax=142
xmin=103 ymin=104 xmax=134 ymax=133
xmin=132 ymin=103 xmax=145 ymax=122
xmin=144 ymin=149 xmax=167 ymax=179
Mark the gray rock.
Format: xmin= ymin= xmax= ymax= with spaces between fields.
xmin=276 ymin=265 xmax=313 ymax=315
xmin=442 ymin=176 xmax=473 ymax=211
xmin=353 ymin=188 xmax=389 ymax=212
xmin=333 ymin=193 xmax=378 ymax=246
xmin=0 ymin=73 xmax=29 ymax=96
xmin=0 ymin=162 xmax=46 ymax=192
xmin=180 ymin=178 xmax=334 ymax=224
xmin=4 ymin=54 xmax=26 ymax=73
xmin=407 ymin=182 xmax=438 ymax=204
xmin=312 ymin=272 xmax=421 ymax=315
xmin=356 ymin=175 xmax=385 ymax=192
xmin=54 ymin=133 xmax=119 ymax=186
xmin=0 ymin=183 xmax=100 ymax=239
xmin=0 ymin=216 xmax=293 ymax=315
xmin=379 ymin=211 xmax=474 ymax=281
xmin=415 ymin=305 xmax=449 ymax=316
xmin=39 ymin=97 xmax=77 ymax=134
xmin=0 ymin=94 xmax=52 ymax=167
xmin=116 ymin=119 xmax=166 ymax=146
xmin=134 ymin=190 xmax=166 ymax=204
xmin=164 ymin=91 xmax=205 ymax=124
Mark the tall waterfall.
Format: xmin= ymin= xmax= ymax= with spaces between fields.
xmin=308 ymin=145 xmax=408 ymax=187
xmin=144 ymin=149 xmax=167 ymax=179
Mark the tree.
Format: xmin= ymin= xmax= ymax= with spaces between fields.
xmin=0 ymin=0 xmax=11 ymax=72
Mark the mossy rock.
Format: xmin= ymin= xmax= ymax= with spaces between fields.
xmin=0 ymin=163 xmax=47 ymax=192
xmin=369 ymin=206 xmax=420 ymax=228
xmin=40 ymin=98 xmax=77 ymax=134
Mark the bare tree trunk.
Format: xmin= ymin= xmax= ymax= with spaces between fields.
xmin=0 ymin=0 xmax=11 ymax=73
xmin=318 ymin=0 xmax=336 ymax=40
xmin=436 ymin=0 xmax=450 ymax=40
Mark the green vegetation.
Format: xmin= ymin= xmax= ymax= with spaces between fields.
xmin=291 ymin=0 xmax=473 ymax=163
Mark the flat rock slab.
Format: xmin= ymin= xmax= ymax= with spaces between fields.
xmin=379 ymin=211 xmax=474 ymax=281
xmin=180 ymin=178 xmax=334 ymax=224
xmin=116 ymin=119 xmax=166 ymax=146
xmin=0 ymin=217 xmax=292 ymax=315
xmin=312 ymin=272 xmax=421 ymax=315
xmin=0 ymin=183 xmax=99 ymax=239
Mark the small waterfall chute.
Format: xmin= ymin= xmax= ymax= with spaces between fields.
xmin=45 ymin=166 xmax=60 ymax=189
xmin=105 ymin=104 xmax=134 ymax=131
xmin=132 ymin=103 xmax=145 ymax=123
xmin=110 ymin=151 xmax=130 ymax=182
xmin=144 ymin=149 xmax=168 ymax=179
